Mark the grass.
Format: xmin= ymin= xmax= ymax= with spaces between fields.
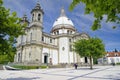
xmin=12 ymin=65 xmax=47 ymax=69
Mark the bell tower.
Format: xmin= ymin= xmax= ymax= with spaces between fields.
xmin=29 ymin=1 xmax=44 ymax=42
xmin=31 ymin=1 xmax=44 ymax=24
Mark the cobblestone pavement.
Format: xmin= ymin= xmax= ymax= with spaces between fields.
xmin=0 ymin=65 xmax=120 ymax=80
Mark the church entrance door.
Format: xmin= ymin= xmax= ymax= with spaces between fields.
xmin=85 ymin=57 xmax=88 ymax=63
xmin=44 ymin=55 xmax=48 ymax=64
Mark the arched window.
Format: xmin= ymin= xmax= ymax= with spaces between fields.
xmin=57 ymin=31 xmax=59 ymax=34
xmin=38 ymin=14 xmax=41 ymax=21
xmin=50 ymin=39 xmax=52 ymax=43
xmin=115 ymin=53 xmax=118 ymax=56
xmin=69 ymin=45 xmax=72 ymax=51
xmin=42 ymin=36 xmax=44 ymax=41
xmin=29 ymin=52 xmax=31 ymax=59
xmin=18 ymin=53 xmax=20 ymax=62
xmin=69 ymin=39 xmax=71 ymax=42
xmin=32 ymin=14 xmax=34 ymax=21
xmin=70 ymin=31 xmax=72 ymax=34
xmin=62 ymin=47 xmax=65 ymax=51
xmin=54 ymin=32 xmax=56 ymax=35
xmin=67 ymin=30 xmax=69 ymax=34
xmin=30 ymin=33 xmax=32 ymax=41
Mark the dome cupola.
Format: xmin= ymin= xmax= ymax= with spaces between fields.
xmin=51 ymin=8 xmax=76 ymax=35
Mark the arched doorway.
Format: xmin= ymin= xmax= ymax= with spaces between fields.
xmin=44 ymin=55 xmax=48 ymax=64
xmin=43 ymin=53 xmax=48 ymax=64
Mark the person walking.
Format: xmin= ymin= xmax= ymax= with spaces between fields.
xmin=74 ymin=63 xmax=78 ymax=69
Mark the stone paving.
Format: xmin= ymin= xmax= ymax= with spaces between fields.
xmin=0 ymin=65 xmax=120 ymax=80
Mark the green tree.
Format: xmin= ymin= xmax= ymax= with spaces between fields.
xmin=69 ymin=0 xmax=120 ymax=30
xmin=73 ymin=37 xmax=105 ymax=69
xmin=0 ymin=0 xmax=25 ymax=62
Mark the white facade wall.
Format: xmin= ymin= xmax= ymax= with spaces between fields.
xmin=59 ymin=37 xmax=69 ymax=63
xmin=54 ymin=38 xmax=58 ymax=45
xmin=42 ymin=47 xmax=58 ymax=65
xmin=59 ymin=29 xmax=63 ymax=34
xmin=23 ymin=35 xmax=26 ymax=43
xmin=25 ymin=47 xmax=29 ymax=62
xmin=16 ymin=50 xmax=21 ymax=62
xmin=80 ymin=57 xmax=84 ymax=63
xmin=69 ymin=52 xmax=74 ymax=63
xmin=42 ymin=48 xmax=49 ymax=63
xmin=49 ymin=49 xmax=58 ymax=65
xmin=107 ymin=57 xmax=120 ymax=64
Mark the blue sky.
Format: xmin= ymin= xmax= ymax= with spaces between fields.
xmin=3 ymin=0 xmax=120 ymax=51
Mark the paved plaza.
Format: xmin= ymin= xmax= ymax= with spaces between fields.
xmin=0 ymin=65 xmax=120 ymax=80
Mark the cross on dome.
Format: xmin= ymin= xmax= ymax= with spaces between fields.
xmin=60 ymin=7 xmax=66 ymax=17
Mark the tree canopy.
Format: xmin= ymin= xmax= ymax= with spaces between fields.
xmin=0 ymin=0 xmax=25 ymax=57
xmin=70 ymin=0 xmax=120 ymax=30
xmin=73 ymin=37 xmax=105 ymax=69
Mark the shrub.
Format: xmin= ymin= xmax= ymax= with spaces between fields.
xmin=116 ymin=63 xmax=120 ymax=65
xmin=12 ymin=65 xmax=47 ymax=69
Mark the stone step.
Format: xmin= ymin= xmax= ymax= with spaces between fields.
xmin=0 ymin=64 xmax=3 ymax=70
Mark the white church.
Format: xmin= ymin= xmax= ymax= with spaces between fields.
xmin=14 ymin=2 xmax=90 ymax=66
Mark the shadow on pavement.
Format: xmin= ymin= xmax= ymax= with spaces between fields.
xmin=76 ymin=67 xmax=98 ymax=70
xmin=6 ymin=77 xmax=41 ymax=80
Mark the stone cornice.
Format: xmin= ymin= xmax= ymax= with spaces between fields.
xmin=17 ymin=41 xmax=58 ymax=49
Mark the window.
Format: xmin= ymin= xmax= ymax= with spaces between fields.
xmin=68 ymin=18 xmax=70 ymax=20
xmin=115 ymin=53 xmax=118 ymax=56
xmin=54 ymin=32 xmax=56 ymax=35
xmin=67 ymin=30 xmax=69 ymax=34
xmin=69 ymin=45 xmax=72 ymax=51
xmin=62 ymin=47 xmax=65 ymax=51
xmin=70 ymin=31 xmax=72 ymax=34
xmin=69 ymin=39 xmax=71 ymax=42
xmin=57 ymin=31 xmax=59 ymax=34
xmin=50 ymin=39 xmax=52 ymax=43
xmin=30 ymin=33 xmax=32 ymax=41
xmin=42 ymin=36 xmax=44 ymax=41
xmin=32 ymin=14 xmax=34 ymax=21
xmin=29 ymin=52 xmax=31 ymax=58
xmin=38 ymin=14 xmax=41 ymax=21
xmin=18 ymin=53 xmax=20 ymax=62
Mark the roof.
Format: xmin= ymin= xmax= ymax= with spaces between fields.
xmin=53 ymin=17 xmax=74 ymax=27
xmin=106 ymin=52 xmax=120 ymax=57
xmin=52 ymin=8 xmax=74 ymax=27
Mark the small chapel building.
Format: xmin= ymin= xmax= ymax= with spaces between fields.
xmin=14 ymin=2 xmax=90 ymax=66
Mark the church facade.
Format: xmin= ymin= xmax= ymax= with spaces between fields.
xmin=14 ymin=2 xmax=90 ymax=65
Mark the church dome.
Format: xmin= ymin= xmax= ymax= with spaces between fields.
xmin=53 ymin=16 xmax=74 ymax=27
xmin=51 ymin=8 xmax=75 ymax=33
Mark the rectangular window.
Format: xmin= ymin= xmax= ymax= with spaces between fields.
xmin=57 ymin=31 xmax=59 ymax=34
xmin=69 ymin=45 xmax=72 ymax=51
xmin=30 ymin=33 xmax=32 ymax=41
xmin=42 ymin=36 xmax=44 ymax=41
xmin=50 ymin=39 xmax=52 ymax=43
xmin=69 ymin=39 xmax=71 ymax=42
